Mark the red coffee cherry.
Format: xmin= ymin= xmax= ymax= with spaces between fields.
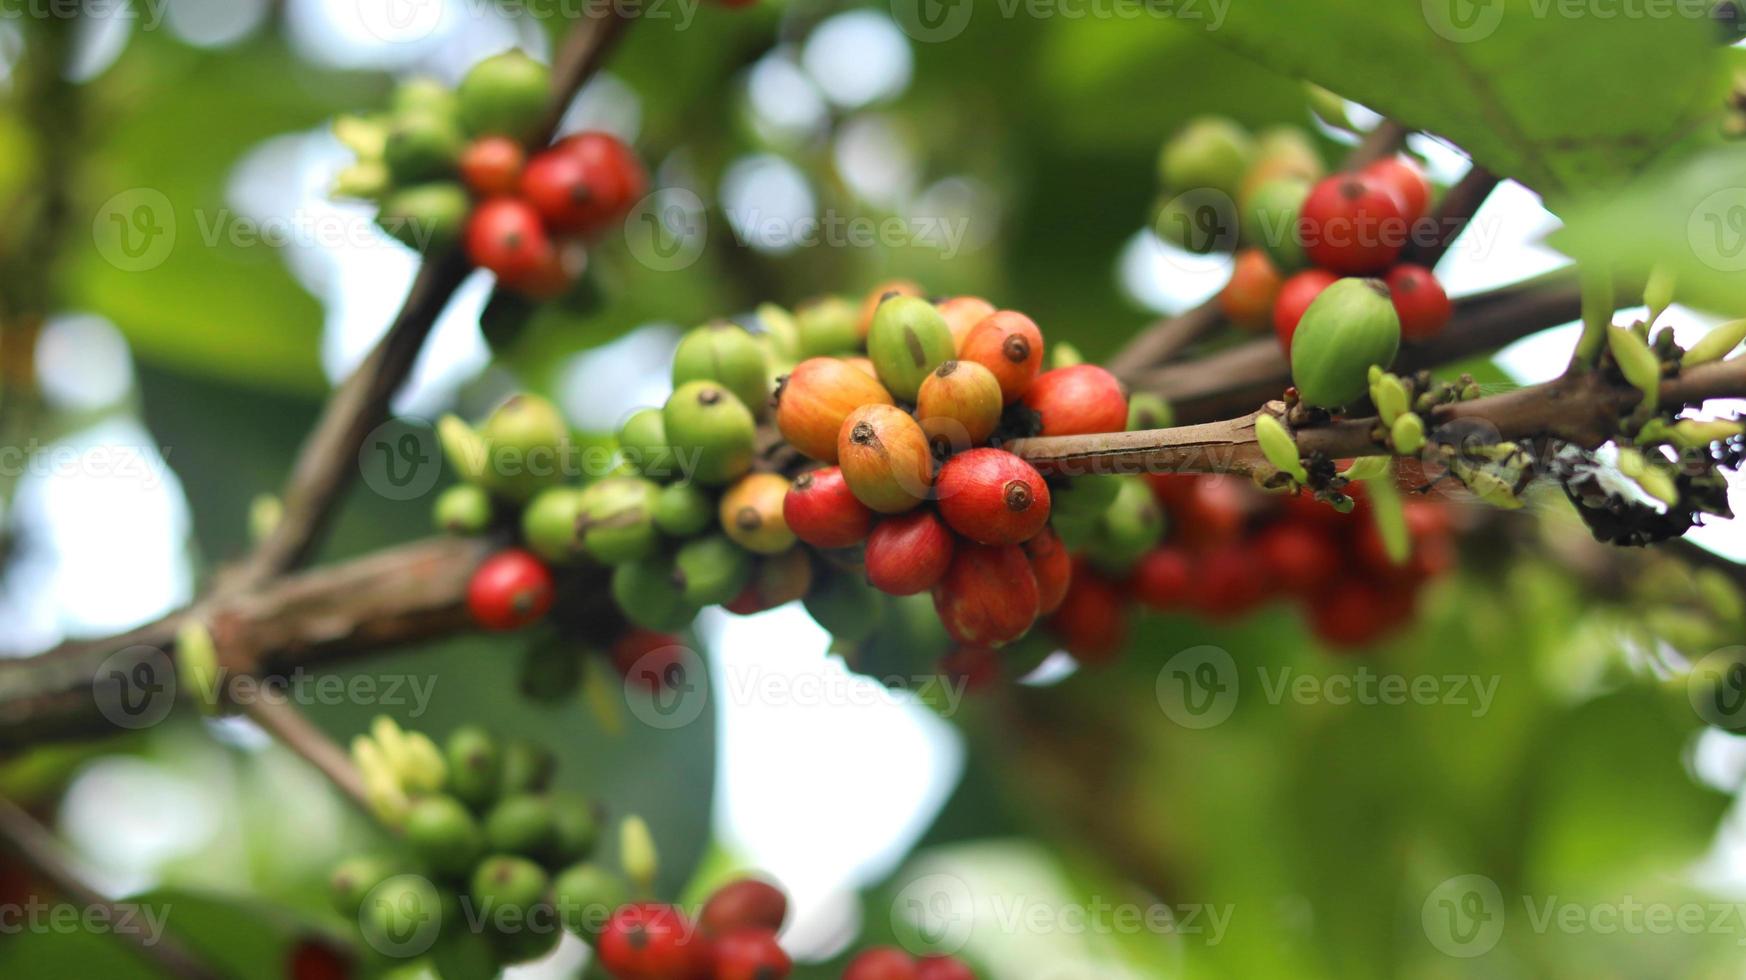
xmin=933 ymin=543 xmax=1040 ymax=647
xmin=865 ymin=510 xmax=956 ymax=596
xmin=711 ymin=928 xmax=791 ymax=980
xmin=957 ymin=311 xmax=1044 ymax=404
xmin=1385 ymin=263 xmax=1453 ymax=340
xmin=597 ymin=903 xmax=706 ymax=980
xmin=609 ymin=628 xmax=692 ymax=693
xmin=465 ymin=197 xmax=553 ymax=282
xmin=1049 ymin=565 xmax=1128 ymax=666
xmin=783 ymin=467 xmax=874 ymax=550
xmin=287 ymin=938 xmax=352 ymax=980
xmin=1185 ymin=545 xmax=1270 ymax=620
xmin=1218 ymin=248 xmax=1284 ymax=330
xmin=844 ymin=947 xmax=919 ymax=980
xmin=1361 ymin=155 xmax=1432 ymax=223
xmin=1253 ymin=521 xmax=1338 ymax=598
xmin=936 ymin=448 xmax=1051 ymax=546
xmin=1298 ymin=173 xmax=1409 ymax=275
xmin=1022 ymin=526 xmax=1073 ymax=615
xmin=1272 ymin=268 xmax=1340 ymax=353
xmin=459 ymin=136 xmax=526 ymax=198
xmin=700 ymin=877 xmax=789 ymax=936
xmin=1307 ymin=579 xmax=1400 ymax=649
xmin=1020 ymin=365 xmax=1128 ymax=437
xmin=1132 ymin=546 xmax=1193 ymax=610
xmin=915 ymin=955 xmax=978 ymax=980
xmin=467 ymin=548 xmax=554 ymax=631
xmin=520 ymin=131 xmax=647 ymax=236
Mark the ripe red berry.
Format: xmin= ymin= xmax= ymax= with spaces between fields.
xmin=844 ymin=947 xmax=919 ymax=980
xmin=459 ymin=136 xmax=525 ymax=198
xmin=1132 ymin=547 xmax=1193 ymax=610
xmin=938 ymin=645 xmax=1002 ymax=692
xmin=610 ymin=629 xmax=693 ymax=693
xmin=520 ymin=132 xmax=647 ymax=236
xmin=933 ymin=543 xmax=1040 ymax=647
xmin=1307 ymin=579 xmax=1398 ymax=649
xmin=1020 ymin=365 xmax=1128 ymax=437
xmin=915 ymin=955 xmax=977 ymax=980
xmin=957 ymin=311 xmax=1044 ymax=404
xmin=1385 ymin=263 xmax=1453 ymax=340
xmin=501 ymin=237 xmax=586 ymax=299
xmin=936 ymin=449 xmax=1051 ymax=546
xmin=1361 ymin=155 xmax=1432 ymax=223
xmin=700 ymin=878 xmax=789 ymax=936
xmin=1022 ymin=526 xmax=1073 ymax=615
xmin=1185 ymin=545 xmax=1270 ymax=620
xmin=711 ymin=928 xmax=791 ymax=980
xmin=1272 ymin=268 xmax=1340 ymax=353
xmin=465 ymin=197 xmax=553 ymax=282
xmin=865 ymin=510 xmax=955 ymax=596
xmin=1298 ymin=174 xmax=1409 ymax=275
xmin=1218 ymin=248 xmax=1285 ymax=330
xmin=1253 ymin=521 xmax=1337 ymax=597
xmin=1166 ymin=476 xmax=1250 ymax=552
xmin=287 ymin=938 xmax=352 ymax=980
xmin=784 ymin=467 xmax=874 ymax=549
xmin=597 ymin=903 xmax=706 ymax=980
xmin=1049 ymin=565 xmax=1128 ymax=666
xmin=467 ymin=549 xmax=554 ymax=630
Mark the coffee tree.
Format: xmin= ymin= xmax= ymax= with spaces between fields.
xmin=2 ymin=2 xmax=1746 ymax=978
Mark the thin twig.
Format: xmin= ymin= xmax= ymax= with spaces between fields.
xmin=1344 ymin=119 xmax=1411 ymax=171
xmin=1405 ymin=165 xmax=1499 ymax=269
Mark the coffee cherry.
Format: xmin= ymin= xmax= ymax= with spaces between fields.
xmin=958 ymin=311 xmax=1043 ymax=404
xmin=498 ymin=738 xmax=555 ymax=795
xmin=1385 ymin=263 xmax=1453 ymax=340
xmin=1186 ymin=545 xmax=1270 ymax=620
xmin=1050 ymin=565 xmax=1129 ymax=665
xmin=795 ymin=296 xmax=860 ymax=357
xmin=329 ymin=855 xmax=397 ymax=918
xmin=936 ymin=448 xmax=1050 ymax=545
xmin=844 ymin=946 xmax=919 ymax=980
xmin=713 ymin=929 xmax=792 ymax=980
xmin=547 ymin=793 xmax=599 ymax=863
xmin=434 ymin=484 xmax=493 ymax=536
xmin=723 ymin=548 xmax=814 ymax=615
xmin=552 ymin=862 xmax=628 ymax=938
xmin=1159 ymin=115 xmax=1252 ymax=196
xmin=480 ymin=393 xmax=571 ymax=501
xmin=377 ymin=182 xmax=470 ymax=251
xmin=700 ymin=878 xmax=789 ymax=936
xmin=575 ymin=477 xmax=661 ymax=565
xmin=1127 ymin=392 xmax=1174 ymax=431
xmin=483 ymin=794 xmax=556 ymax=855
xmin=1022 ymin=526 xmax=1073 ymax=615
xmin=916 ymin=955 xmax=977 ymax=980
xmin=468 ymin=549 xmax=554 ymax=630
xmin=1299 ymin=173 xmax=1409 ymax=274
xmin=1307 ymin=579 xmax=1396 ymax=648
xmin=843 ymin=355 xmax=879 ymax=377
xmin=459 ymin=136 xmax=525 ymax=197
xmin=470 ymin=854 xmax=550 ymax=921
xmin=1255 ymin=520 xmax=1338 ymax=597
xmin=457 ymin=50 xmax=550 ymax=142
xmin=1290 ymin=277 xmax=1401 ymax=408
xmin=1087 ymin=476 xmax=1165 ymax=571
xmin=612 ymin=555 xmax=699 ymax=631
xmin=865 ymin=510 xmax=955 ymax=596
xmin=404 ymin=795 xmax=484 ymax=877
xmin=444 ymin=725 xmax=501 ymax=810
xmin=839 ymin=404 xmax=934 ymax=514
xmin=520 ymin=487 xmax=585 ymax=563
xmin=673 ymin=320 xmax=771 ymax=420
xmin=1241 ymin=176 xmax=1311 ymax=271
xmin=618 ymin=407 xmax=675 ymax=479
xmin=1271 ymin=268 xmax=1339 ymax=353
xmin=1049 ymin=473 xmax=1123 ymax=541
xmin=663 ymin=380 xmax=757 ymax=486
xmin=466 ymin=198 xmax=554 ymax=284
xmin=599 ymin=904 xmax=706 ymax=980
xmin=856 ymin=280 xmax=924 ymax=340
xmin=933 ymin=543 xmax=1040 ymax=647
xmin=1218 ymin=248 xmax=1284 ymax=330
xmin=783 ymin=467 xmax=874 ymax=549
xmin=803 ymin=572 xmax=885 ymax=642
xmin=674 ymin=534 xmax=753 ymax=605
xmin=1241 ymin=126 xmax=1324 ymax=195
xmin=521 ymin=132 xmax=647 ymax=236
xmin=1132 ymin=547 xmax=1193 ymax=610
xmin=653 ymin=482 xmax=714 ymax=537
xmin=936 ymin=296 xmax=996 ymax=350
xmin=775 ymin=358 xmax=896 ymax=463
xmin=610 ymin=629 xmax=691 ymax=693
xmin=869 ymin=295 xmax=958 ymax=402
xmin=1021 ymin=365 xmax=1128 ymax=437
xmin=1362 ymin=155 xmax=1432 ymax=222
xmin=287 ymin=938 xmax=351 ymax=980
xmin=916 ymin=360 xmax=1003 ymax=453
xmin=498 ymin=237 xmax=585 ymax=300
xmin=384 ymin=111 xmax=465 ymax=184
xmin=720 ymin=473 xmax=797 ymax=554
xmin=360 ymin=875 xmax=444 ymax=951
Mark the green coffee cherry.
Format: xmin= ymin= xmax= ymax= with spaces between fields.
xmin=439 ymin=415 xmax=490 ymax=485
xmin=673 ymin=534 xmax=753 ymax=606
xmin=434 ymin=484 xmax=493 ymax=536
xmin=378 ymin=182 xmax=469 ymax=251
xmin=612 ymin=555 xmax=700 ymax=631
xmin=673 ymin=321 xmax=772 ymax=420
xmin=361 ymin=874 xmax=445 ymax=949
xmin=330 ymin=855 xmax=398 ymax=918
xmin=1159 ymin=116 xmax=1252 ymax=196
xmin=617 ymin=408 xmax=676 ymax=480
xmin=392 ymin=78 xmax=459 ymax=120
xmin=803 ymin=572 xmax=885 ymax=644
xmin=1049 ymin=342 xmax=1086 ymax=370
xmin=796 ymin=296 xmax=860 ymax=357
xmin=662 ymin=381 xmax=757 ymax=486
xmin=1088 ymin=476 xmax=1165 ymax=571
xmin=1126 ymin=392 xmax=1174 ymax=430
xmin=652 ymin=482 xmax=713 ymax=537
xmin=484 ymin=794 xmax=556 ymax=856
xmin=498 ymin=738 xmax=555 ymax=796
xmin=469 ymin=855 xmax=550 ymax=920
xmin=404 ymin=795 xmax=485 ymax=878
xmin=553 ymin=863 xmax=628 ymax=939
xmin=575 ymin=477 xmax=661 ymax=565
xmin=481 ymin=393 xmax=571 ymax=502
xmin=1049 ymin=473 xmax=1124 ymax=548
xmin=868 ymin=295 xmax=956 ymax=402
xmin=757 ymin=303 xmax=802 ymax=361
xmin=444 ymin=726 xmax=501 ymax=810
xmin=547 ymin=794 xmax=600 ymax=864
xmin=521 ymin=487 xmax=588 ymax=563
xmin=493 ymin=920 xmax=562 ymax=965
xmin=457 ymin=50 xmax=551 ymax=143
xmin=1153 ymin=192 xmax=1234 ymax=255
xmin=1290 ymin=278 xmax=1401 ymax=409
xmin=1242 ymin=177 xmax=1310 ymax=271
xmin=384 ymin=111 xmax=465 ymax=184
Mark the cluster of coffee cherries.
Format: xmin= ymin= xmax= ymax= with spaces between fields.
xmin=1044 ymin=474 xmax=1454 ymax=660
xmin=333 ymin=50 xmax=646 ymax=299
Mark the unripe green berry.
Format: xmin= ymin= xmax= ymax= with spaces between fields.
xmin=521 ymin=487 xmax=588 ymax=563
xmin=1242 ymin=176 xmax=1310 ymax=271
xmin=652 ymin=482 xmax=713 ymax=537
xmin=457 ymin=50 xmax=550 ymax=143
xmin=553 ymin=862 xmax=628 ymax=939
xmin=575 ymin=477 xmax=661 ymax=565
xmin=1159 ymin=115 xmax=1253 ymax=196
xmin=1049 ymin=473 xmax=1124 ymax=548
xmin=434 ymin=484 xmax=493 ymax=536
xmin=611 ymin=555 xmax=700 ymax=631
xmin=404 ymin=795 xmax=485 ymax=878
xmin=673 ymin=321 xmax=771 ymax=420
xmin=1290 ymin=278 xmax=1402 ymax=408
xmin=444 ymin=726 xmax=501 ymax=810
xmin=329 ymin=855 xmax=399 ymax=918
xmin=480 ymin=393 xmax=571 ymax=502
xmin=756 ymin=303 xmax=802 ymax=361
xmin=378 ymin=182 xmax=470 ymax=251
xmin=484 ymin=794 xmax=556 ymax=856
xmin=360 ymin=874 xmax=445 ymax=951
xmin=868 ymin=295 xmax=956 ymax=402
xmin=498 ymin=738 xmax=554 ymax=796
xmin=795 ymin=296 xmax=860 ymax=357
xmin=662 ymin=381 xmax=757 ymax=486
xmin=1087 ymin=476 xmax=1166 ymax=572
xmin=392 ymin=78 xmax=459 ymax=120
xmin=384 ymin=112 xmax=465 ymax=184
xmin=1126 ymin=392 xmax=1174 ymax=431
xmin=546 ymin=793 xmax=600 ymax=864
xmin=469 ymin=855 xmax=550 ymax=921
xmin=617 ymin=408 xmax=676 ymax=480
xmin=674 ymin=534 xmax=753 ymax=606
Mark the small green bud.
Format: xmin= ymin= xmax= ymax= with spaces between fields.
xmin=619 ymin=816 xmax=659 ymax=893
xmin=1682 ymin=319 xmax=1746 ymax=367
xmin=333 ymin=114 xmax=389 ymax=160
xmin=175 ymin=618 xmax=221 ymax=716
xmin=1390 ymin=413 xmax=1426 ymax=456
xmin=1607 ymin=324 xmax=1662 ymax=411
xmin=1370 ymin=372 xmax=1412 ymax=425
xmin=1343 ymin=456 xmax=1392 ymax=481
xmin=1644 ymin=264 xmax=1676 ymax=322
xmin=400 ymin=731 xmax=450 ymax=795
xmin=1255 ymin=413 xmax=1309 ymax=483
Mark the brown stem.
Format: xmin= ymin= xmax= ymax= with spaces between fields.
xmin=1345 ymin=119 xmax=1411 ymax=171
xmin=1405 ymin=165 xmax=1499 ymax=269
